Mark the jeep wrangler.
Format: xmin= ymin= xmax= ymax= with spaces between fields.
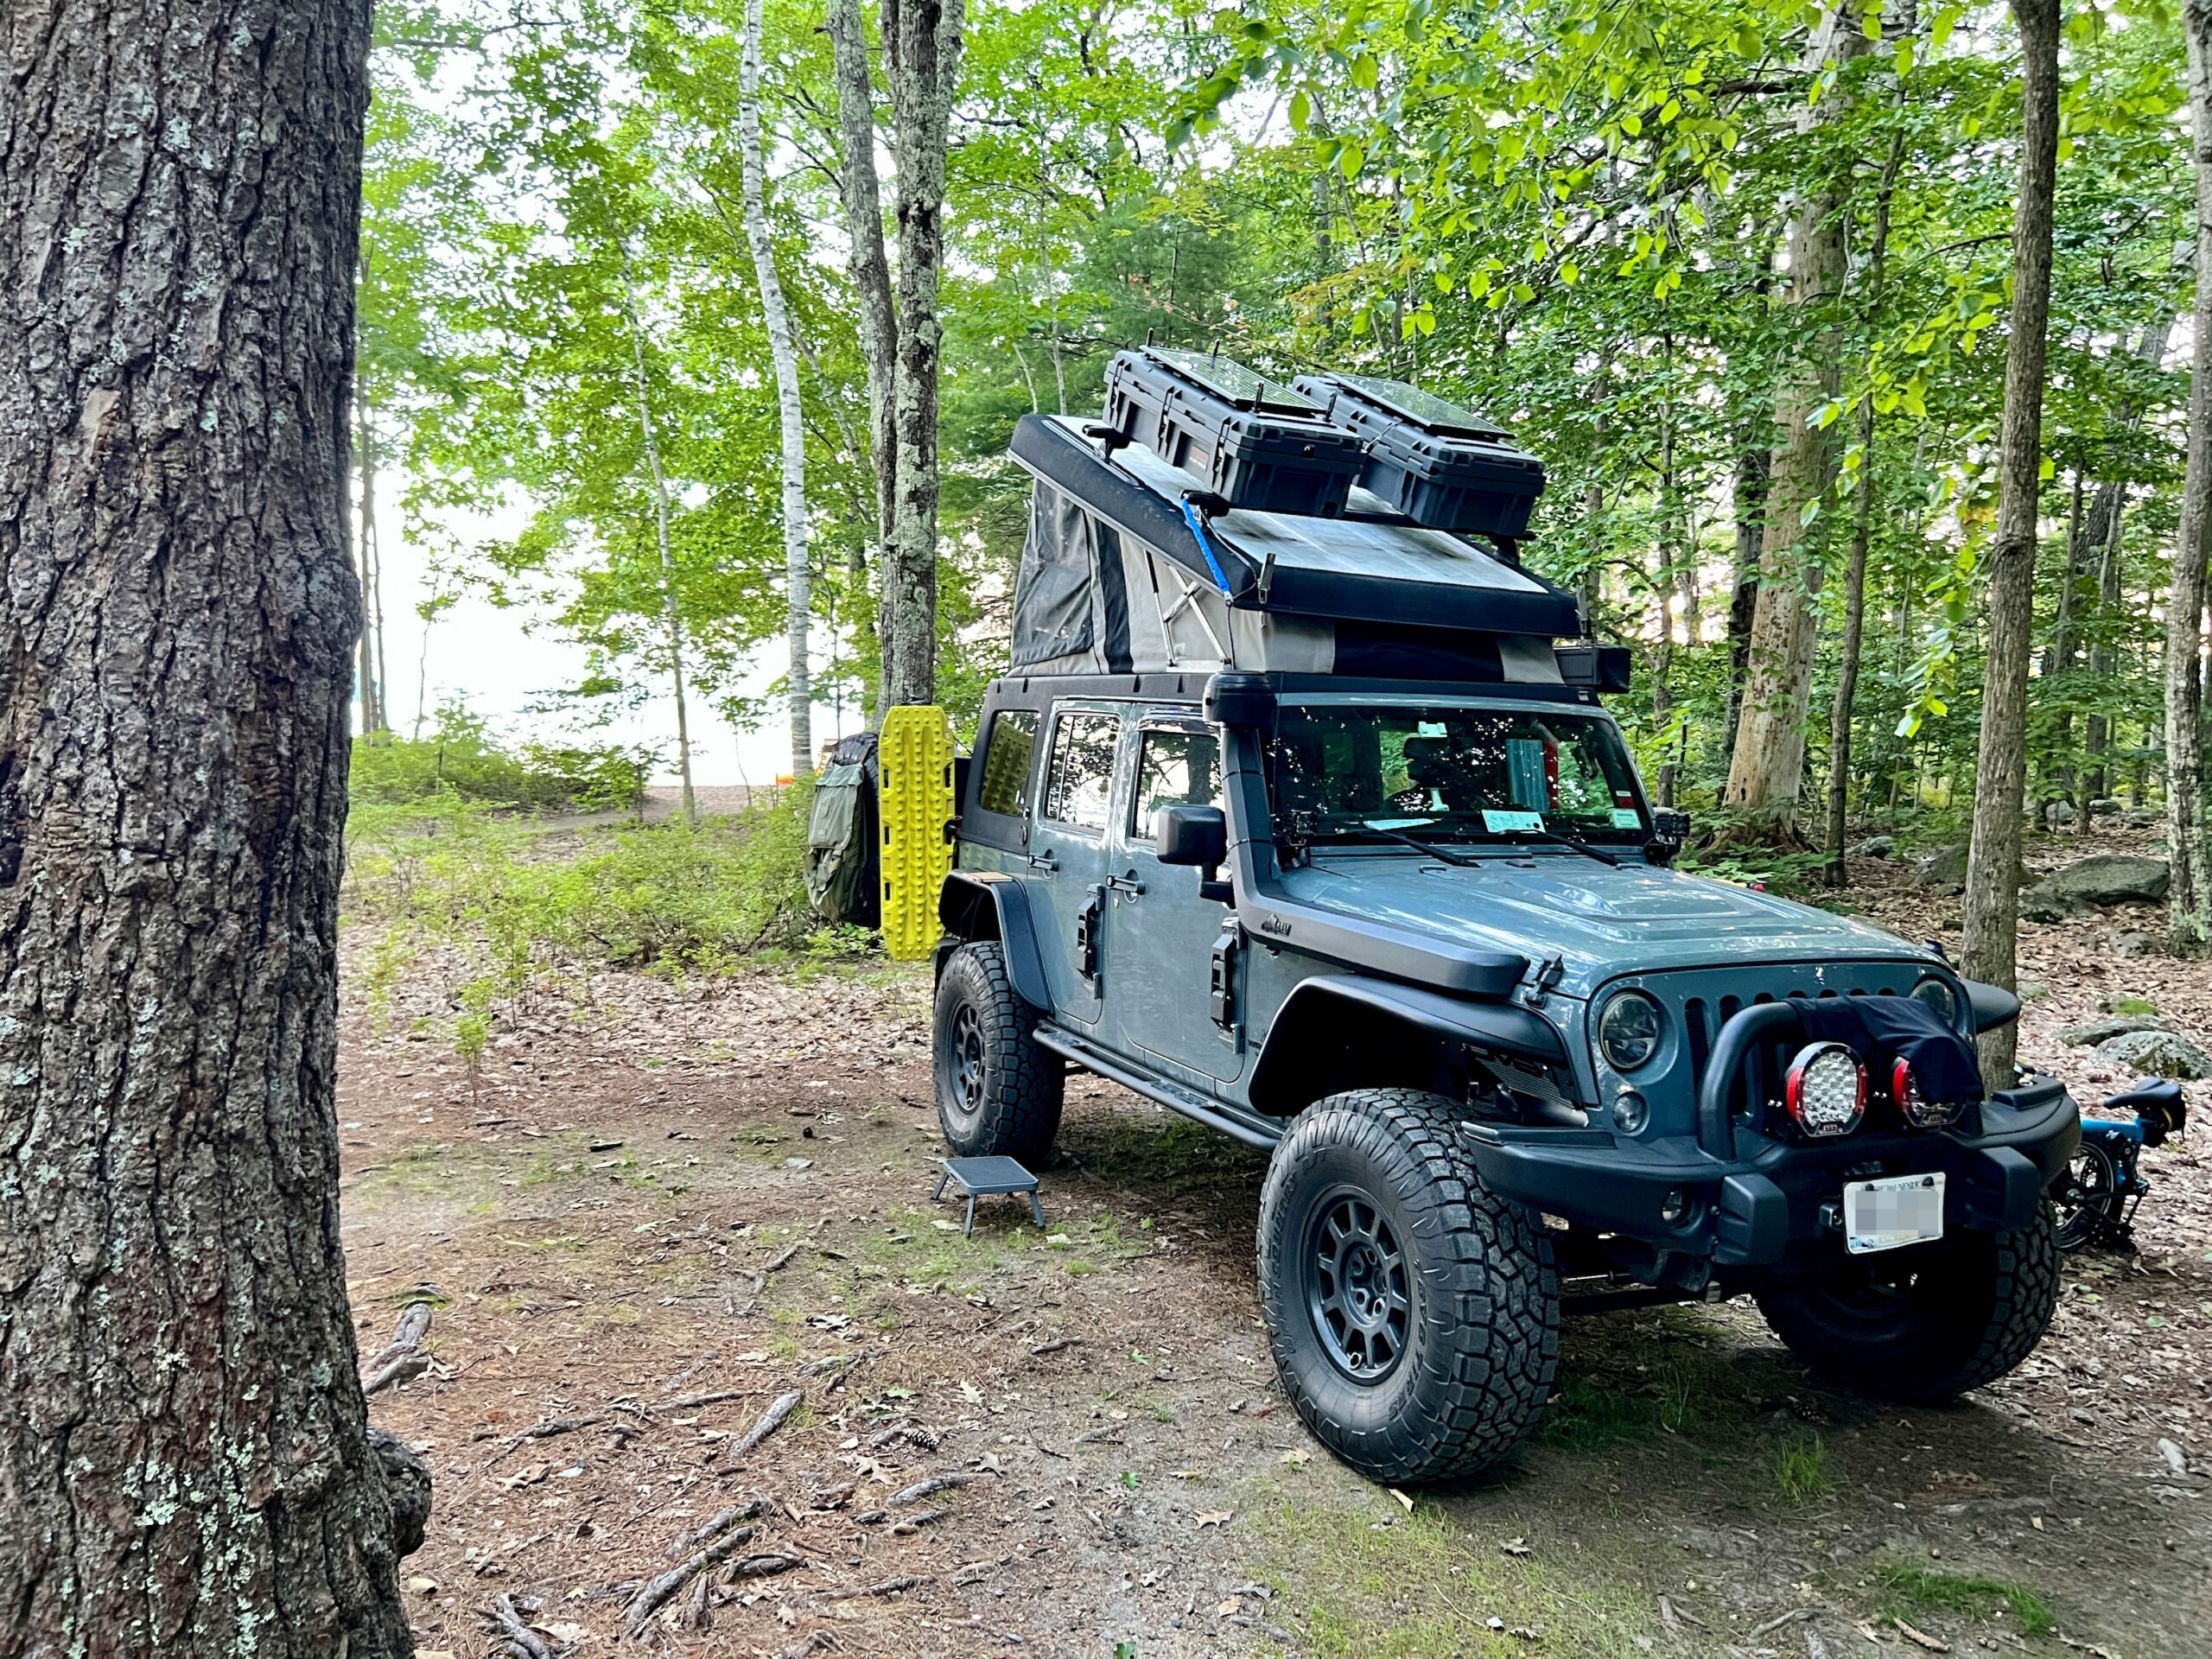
xmin=927 ymin=353 xmax=2079 ymax=1484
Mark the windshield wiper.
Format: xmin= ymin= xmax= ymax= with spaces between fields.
xmin=1500 ymin=827 xmax=1620 ymax=868
xmin=1320 ymin=826 xmax=1481 ymax=867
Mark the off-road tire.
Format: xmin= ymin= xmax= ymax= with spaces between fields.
xmin=933 ymin=942 xmax=1063 ymax=1163
xmin=1754 ymin=1204 xmax=2060 ymax=1401
xmin=1256 ymin=1089 xmax=1560 ymax=1484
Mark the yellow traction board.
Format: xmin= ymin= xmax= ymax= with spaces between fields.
xmin=878 ymin=704 xmax=956 ymax=961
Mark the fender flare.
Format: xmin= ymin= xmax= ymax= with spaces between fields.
xmin=938 ymin=871 xmax=1053 ymax=1011
xmin=1246 ymin=975 xmax=1572 ymax=1116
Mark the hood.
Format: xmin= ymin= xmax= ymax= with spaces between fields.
xmin=1278 ymin=850 xmax=1926 ymax=998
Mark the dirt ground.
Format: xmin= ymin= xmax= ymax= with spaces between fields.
xmin=347 ymin=827 xmax=2212 ymax=1659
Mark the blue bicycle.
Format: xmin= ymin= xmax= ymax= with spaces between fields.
xmin=2053 ymin=1078 xmax=2188 ymax=1251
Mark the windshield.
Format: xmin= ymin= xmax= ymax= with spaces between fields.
xmin=1266 ymin=702 xmax=1651 ymax=848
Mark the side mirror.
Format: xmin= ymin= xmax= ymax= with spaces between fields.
xmin=1202 ymin=671 xmax=1275 ymax=728
xmin=1156 ymin=804 xmax=1228 ymax=868
xmin=1646 ymin=807 xmax=1689 ymax=867
xmin=1963 ymin=978 xmax=2021 ymax=1036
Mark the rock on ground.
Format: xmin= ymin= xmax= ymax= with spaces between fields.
xmin=1913 ymin=843 xmax=1968 ymax=892
xmin=2094 ymin=1027 xmax=2212 ymax=1081
xmin=2021 ymin=853 xmax=2171 ymax=919
xmin=2059 ymin=1015 xmax=2170 ymax=1046
xmin=1850 ymin=836 xmax=1896 ymax=859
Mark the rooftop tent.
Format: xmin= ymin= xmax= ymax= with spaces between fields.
xmin=1006 ymin=413 xmax=1580 ymax=680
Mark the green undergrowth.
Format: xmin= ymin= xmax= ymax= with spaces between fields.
xmin=350 ymin=704 xmax=651 ymax=811
xmin=1254 ymin=1493 xmax=1655 ymax=1659
xmin=1870 ymin=1564 xmax=2054 ymax=1638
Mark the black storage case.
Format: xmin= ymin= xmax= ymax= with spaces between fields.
xmin=1104 ymin=347 xmax=1366 ymax=518
xmin=1294 ymin=372 xmax=1546 ymax=538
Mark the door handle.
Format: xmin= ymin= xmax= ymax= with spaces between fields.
xmin=1105 ymin=870 xmax=1146 ymax=897
xmin=1027 ymin=850 xmax=1059 ymax=873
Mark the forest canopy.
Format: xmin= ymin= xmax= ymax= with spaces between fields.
xmin=358 ymin=0 xmax=2198 ymax=869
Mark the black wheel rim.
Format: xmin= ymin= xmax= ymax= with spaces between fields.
xmin=2053 ymin=1141 xmax=2118 ymax=1247
xmin=1305 ymin=1188 xmax=1410 ymax=1383
xmin=949 ymin=1003 xmax=986 ymax=1119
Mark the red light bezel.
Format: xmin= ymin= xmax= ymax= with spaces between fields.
xmin=1783 ymin=1041 xmax=1866 ymax=1138
xmin=1892 ymin=1057 xmax=1962 ymax=1128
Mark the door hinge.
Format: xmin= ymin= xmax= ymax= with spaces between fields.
xmin=1211 ymin=925 xmax=1241 ymax=1033
xmin=1075 ymin=886 xmax=1104 ymax=988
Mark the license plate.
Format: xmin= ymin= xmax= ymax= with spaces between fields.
xmin=1843 ymin=1172 xmax=1946 ymax=1255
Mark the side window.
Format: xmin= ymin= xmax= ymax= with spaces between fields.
xmin=1132 ymin=728 xmax=1224 ymax=842
xmin=976 ymin=709 xmax=1039 ymax=817
xmin=1041 ymin=711 xmax=1121 ymax=831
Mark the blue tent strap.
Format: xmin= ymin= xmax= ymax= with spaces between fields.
xmin=1179 ymin=495 xmax=1235 ymax=597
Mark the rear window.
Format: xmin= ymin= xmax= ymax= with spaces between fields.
xmin=1041 ymin=711 xmax=1120 ymax=830
xmin=976 ymin=709 xmax=1039 ymax=817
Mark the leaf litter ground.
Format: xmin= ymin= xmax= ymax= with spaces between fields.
xmin=345 ymin=832 xmax=2212 ymax=1658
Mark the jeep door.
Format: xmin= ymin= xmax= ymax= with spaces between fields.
xmin=1025 ymin=702 xmax=1125 ymax=1027
xmin=1102 ymin=715 xmax=1245 ymax=1084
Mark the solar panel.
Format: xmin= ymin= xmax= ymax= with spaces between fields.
xmin=1144 ymin=346 xmax=1319 ymax=415
xmin=1325 ymin=373 xmax=1510 ymax=440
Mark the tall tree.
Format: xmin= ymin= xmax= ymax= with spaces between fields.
xmin=0 ymin=0 xmax=424 ymax=1649
xmin=881 ymin=0 xmax=967 ymax=707
xmin=827 ymin=0 xmax=901 ymax=661
xmin=1723 ymin=3 xmax=1869 ymax=831
xmin=2171 ymin=0 xmax=2212 ymax=944
xmin=738 ymin=0 xmax=814 ymax=776
xmin=1963 ymin=0 xmax=2064 ymax=1076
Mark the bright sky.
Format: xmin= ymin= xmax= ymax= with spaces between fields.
xmin=360 ymin=478 xmax=832 ymax=787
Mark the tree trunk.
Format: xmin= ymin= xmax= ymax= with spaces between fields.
xmin=355 ymin=370 xmax=385 ymax=738
xmin=826 ymin=0 xmax=902 ymax=709
xmin=1722 ymin=4 xmax=1869 ymax=833
xmin=1823 ymin=130 xmax=1903 ymax=887
xmin=1722 ymin=441 xmax=1770 ymax=760
xmin=2081 ymin=316 xmax=2176 ymax=810
xmin=739 ymin=0 xmax=814 ymax=779
xmin=1962 ymin=0 xmax=2063 ymax=1077
xmin=2168 ymin=0 xmax=2212 ymax=945
xmin=0 ymin=0 xmax=419 ymax=1650
xmin=880 ymin=0 xmax=966 ymax=709
xmin=621 ymin=262 xmax=699 ymax=827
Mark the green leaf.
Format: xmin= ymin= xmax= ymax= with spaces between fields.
xmin=1559 ymin=259 xmax=1580 ymax=286
xmin=1338 ymin=141 xmax=1365 ymax=179
xmin=1288 ymin=91 xmax=1312 ymax=132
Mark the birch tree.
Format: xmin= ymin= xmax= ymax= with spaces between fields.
xmin=738 ymin=0 xmax=814 ymax=776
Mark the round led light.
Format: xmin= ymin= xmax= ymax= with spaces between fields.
xmin=1784 ymin=1041 xmax=1866 ymax=1138
xmin=1892 ymin=1058 xmax=1963 ymax=1129
xmin=1598 ymin=990 xmax=1665 ymax=1071
xmin=1910 ymin=976 xmax=1959 ymax=1025
xmin=1611 ymin=1088 xmax=1649 ymax=1136
xmin=1659 ymin=1188 xmax=1690 ymax=1224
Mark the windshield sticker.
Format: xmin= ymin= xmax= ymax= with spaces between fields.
xmin=1611 ymin=808 xmax=1642 ymax=829
xmin=1416 ymin=721 xmax=1446 ymax=737
xmin=1482 ymin=809 xmax=1544 ymax=833
xmin=1365 ymin=817 xmax=1437 ymax=831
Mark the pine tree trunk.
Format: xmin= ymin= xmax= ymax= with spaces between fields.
xmin=1723 ymin=5 xmax=1869 ymax=832
xmin=2168 ymin=0 xmax=2212 ymax=945
xmin=739 ymin=0 xmax=814 ymax=778
xmin=621 ymin=265 xmax=698 ymax=827
xmin=825 ymin=0 xmax=900 ymax=710
xmin=880 ymin=0 xmax=965 ymax=709
xmin=0 ymin=0 xmax=419 ymax=1650
xmin=1962 ymin=0 xmax=2063 ymax=1077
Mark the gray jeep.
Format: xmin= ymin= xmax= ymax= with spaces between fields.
xmin=930 ymin=359 xmax=2080 ymax=1484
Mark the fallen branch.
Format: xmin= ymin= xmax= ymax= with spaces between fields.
xmin=626 ymin=1527 xmax=759 ymax=1635
xmin=658 ymin=1388 xmax=747 ymax=1413
xmin=664 ymin=1497 xmax=768 ymax=1560
xmin=821 ymin=1574 xmax=928 ymax=1602
xmin=773 ymin=1633 xmax=835 ymax=1659
xmin=890 ymin=1508 xmax=944 ymax=1535
xmin=727 ymin=1552 xmax=806 ymax=1580
xmin=763 ymin=1243 xmax=802 ymax=1274
xmin=728 ymin=1389 xmax=803 ymax=1459
xmin=1750 ymin=1607 xmax=1819 ymax=1639
xmin=362 ymin=1300 xmax=436 ymax=1396
xmin=487 ymin=1592 xmax=554 ymax=1659
xmin=1029 ymin=1337 xmax=1077 ymax=1357
xmin=887 ymin=1471 xmax=980 ymax=1508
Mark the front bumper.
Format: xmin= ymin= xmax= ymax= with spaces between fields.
xmin=1463 ymin=1073 xmax=2080 ymax=1271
